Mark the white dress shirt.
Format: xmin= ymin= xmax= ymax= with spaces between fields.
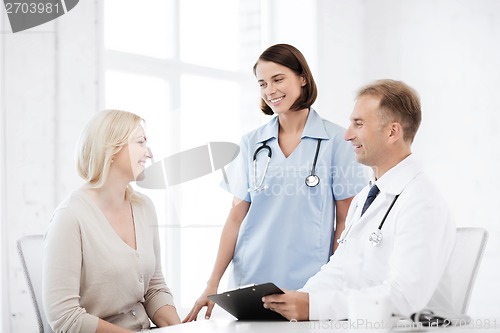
xmin=301 ymin=155 xmax=456 ymax=320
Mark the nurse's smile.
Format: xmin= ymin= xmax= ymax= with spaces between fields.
xmin=269 ymin=96 xmax=285 ymax=105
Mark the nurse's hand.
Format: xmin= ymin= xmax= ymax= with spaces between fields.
xmin=182 ymin=286 xmax=217 ymax=322
xmin=262 ymin=290 xmax=309 ymax=321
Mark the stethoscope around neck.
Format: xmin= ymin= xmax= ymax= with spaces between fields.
xmin=248 ymin=139 xmax=322 ymax=192
xmin=337 ymin=192 xmax=400 ymax=246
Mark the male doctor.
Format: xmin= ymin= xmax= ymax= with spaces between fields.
xmin=262 ymin=79 xmax=456 ymax=320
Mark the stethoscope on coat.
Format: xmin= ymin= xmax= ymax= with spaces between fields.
xmin=248 ymin=139 xmax=322 ymax=192
xmin=337 ymin=192 xmax=400 ymax=246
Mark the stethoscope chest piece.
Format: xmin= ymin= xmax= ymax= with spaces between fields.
xmin=305 ymin=175 xmax=320 ymax=187
xmin=369 ymin=229 xmax=383 ymax=246
xmin=338 ymin=194 xmax=400 ymax=247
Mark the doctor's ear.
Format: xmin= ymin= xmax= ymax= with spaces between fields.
xmin=388 ymin=122 xmax=403 ymax=141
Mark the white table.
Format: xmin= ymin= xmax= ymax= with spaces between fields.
xmin=150 ymin=319 xmax=500 ymax=333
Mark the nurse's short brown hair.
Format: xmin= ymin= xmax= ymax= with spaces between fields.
xmin=253 ymin=44 xmax=317 ymax=115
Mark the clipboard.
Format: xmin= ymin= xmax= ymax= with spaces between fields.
xmin=208 ymin=282 xmax=287 ymax=321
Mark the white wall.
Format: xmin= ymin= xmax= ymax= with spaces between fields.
xmin=315 ymin=0 xmax=366 ymax=125
xmin=1 ymin=5 xmax=6 ymax=333
xmin=0 ymin=1 xmax=100 ymax=331
xmin=2 ymin=9 xmax=56 ymax=333
xmin=263 ymin=0 xmax=318 ymax=69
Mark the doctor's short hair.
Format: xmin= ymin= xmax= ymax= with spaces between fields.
xmin=253 ymin=44 xmax=318 ymax=115
xmin=76 ymin=109 xmax=143 ymax=202
xmin=357 ymin=79 xmax=421 ymax=143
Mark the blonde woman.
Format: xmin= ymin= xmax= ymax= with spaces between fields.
xmin=43 ymin=110 xmax=180 ymax=333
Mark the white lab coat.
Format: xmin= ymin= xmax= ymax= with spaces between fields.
xmin=301 ymin=155 xmax=456 ymax=320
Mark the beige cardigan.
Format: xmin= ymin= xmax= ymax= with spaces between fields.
xmin=43 ymin=189 xmax=175 ymax=333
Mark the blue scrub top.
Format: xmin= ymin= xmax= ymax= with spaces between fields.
xmin=222 ymin=109 xmax=367 ymax=290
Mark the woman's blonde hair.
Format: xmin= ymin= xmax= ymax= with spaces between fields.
xmin=76 ymin=109 xmax=143 ymax=202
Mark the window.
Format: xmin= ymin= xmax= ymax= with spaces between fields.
xmin=179 ymin=0 xmax=239 ymax=70
xmin=104 ymin=0 xmax=174 ymax=59
xmin=104 ymin=0 xmax=263 ymax=311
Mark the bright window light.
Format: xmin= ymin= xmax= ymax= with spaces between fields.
xmin=180 ymin=74 xmax=241 ymax=148
xmin=103 ymin=0 xmax=261 ymax=313
xmin=104 ymin=0 xmax=173 ymax=59
xmin=104 ymin=70 xmax=170 ymax=158
xmin=105 ymin=70 xmax=171 ymax=279
xmin=180 ymin=0 xmax=240 ymax=70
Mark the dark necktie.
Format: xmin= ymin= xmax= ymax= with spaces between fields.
xmin=361 ymin=184 xmax=380 ymax=216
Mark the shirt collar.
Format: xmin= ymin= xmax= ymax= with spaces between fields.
xmin=255 ymin=108 xmax=330 ymax=144
xmin=370 ymin=154 xmax=423 ymax=195
xmin=302 ymin=108 xmax=330 ymax=140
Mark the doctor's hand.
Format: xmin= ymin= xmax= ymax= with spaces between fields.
xmin=262 ymin=290 xmax=310 ymax=321
xmin=182 ymin=286 xmax=217 ymax=322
